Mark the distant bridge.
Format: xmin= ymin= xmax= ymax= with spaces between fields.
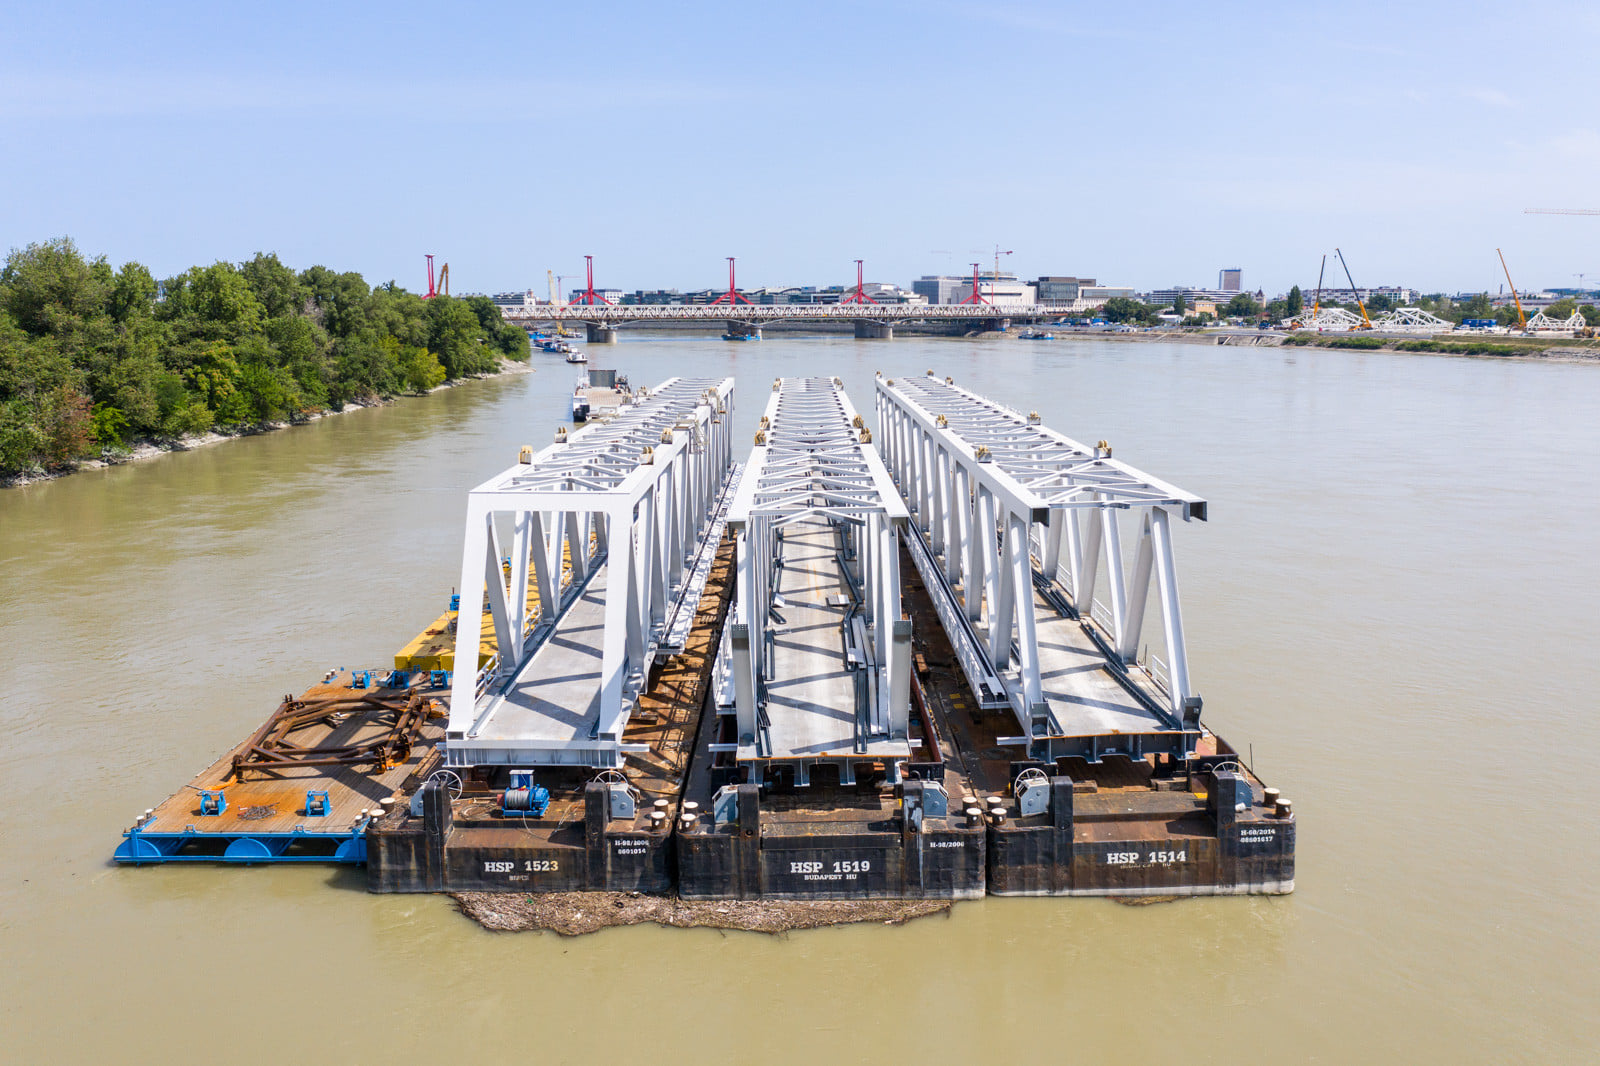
xmin=501 ymin=303 xmax=1051 ymax=341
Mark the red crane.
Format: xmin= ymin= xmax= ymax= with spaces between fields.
xmin=424 ymin=254 xmax=437 ymax=298
xmin=570 ymin=255 xmax=612 ymax=306
xmin=959 ymin=262 xmax=989 ymax=305
xmin=841 ymin=259 xmax=878 ymax=305
xmin=710 ymin=257 xmax=753 ymax=305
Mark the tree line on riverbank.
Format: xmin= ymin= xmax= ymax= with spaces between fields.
xmin=0 ymin=238 xmax=530 ymax=476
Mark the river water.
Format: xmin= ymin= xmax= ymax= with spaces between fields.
xmin=2 ymin=334 xmax=1596 ymax=1063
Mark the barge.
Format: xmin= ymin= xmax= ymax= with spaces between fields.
xmin=117 ymin=371 xmax=1293 ymax=907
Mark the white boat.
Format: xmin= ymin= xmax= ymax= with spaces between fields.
xmin=565 ymin=348 xmax=587 ymax=363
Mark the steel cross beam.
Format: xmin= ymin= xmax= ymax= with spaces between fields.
xmin=723 ymin=377 xmax=912 ymax=778
xmin=876 ymin=373 xmax=1206 ymax=759
xmin=445 ymin=376 xmax=736 ymax=769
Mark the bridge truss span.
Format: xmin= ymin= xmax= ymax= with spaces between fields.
xmin=722 ymin=377 xmax=913 ymax=784
xmin=445 ymin=376 xmax=736 ymax=769
xmin=876 ymin=372 xmax=1207 ymax=765
xmin=504 ymin=303 xmax=1034 ymax=325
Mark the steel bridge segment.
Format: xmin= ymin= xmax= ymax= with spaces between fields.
xmin=445 ymin=376 xmax=736 ymax=769
xmin=504 ymin=304 xmax=1034 ymax=325
xmin=876 ymin=373 xmax=1206 ymax=765
xmin=722 ymin=377 xmax=913 ymax=784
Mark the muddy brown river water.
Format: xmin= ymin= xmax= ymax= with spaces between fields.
xmin=2 ymin=334 xmax=1596 ymax=1063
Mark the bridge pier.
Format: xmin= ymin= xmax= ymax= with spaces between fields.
xmin=855 ymin=319 xmax=894 ymax=340
xmin=586 ymin=322 xmax=618 ymax=344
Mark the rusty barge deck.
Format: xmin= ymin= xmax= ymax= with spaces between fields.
xmin=116 ymin=373 xmax=1294 ymax=904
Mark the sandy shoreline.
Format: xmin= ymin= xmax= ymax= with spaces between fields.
xmin=2 ymin=357 xmax=533 ymax=489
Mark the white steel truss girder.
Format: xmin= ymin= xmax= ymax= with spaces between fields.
xmin=445 ymin=376 xmax=736 ymax=769
xmin=1370 ymin=306 xmax=1454 ymax=331
xmin=876 ymin=374 xmax=1205 ymax=755
xmin=724 ymin=377 xmax=912 ymax=771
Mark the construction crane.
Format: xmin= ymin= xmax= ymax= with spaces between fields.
xmin=991 ymin=245 xmax=1014 ymax=303
xmin=1525 ymin=208 xmax=1600 ymax=215
xmin=547 ymin=270 xmax=580 ymax=336
xmin=1334 ymin=247 xmax=1372 ymax=328
xmin=424 ymin=254 xmax=449 ymax=299
xmin=1312 ymin=254 xmax=1326 ymax=320
xmin=1497 ymin=248 xmax=1528 ymax=331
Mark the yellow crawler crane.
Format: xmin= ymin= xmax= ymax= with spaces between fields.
xmin=1497 ymin=248 xmax=1528 ymax=332
xmin=1335 ymin=247 xmax=1373 ymax=329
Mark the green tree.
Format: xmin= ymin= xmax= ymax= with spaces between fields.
xmin=1172 ymin=292 xmax=1187 ymax=316
xmin=390 ymin=338 xmax=447 ymax=392
xmin=1546 ymin=297 xmax=1578 ymax=318
xmin=158 ymin=262 xmax=266 ymax=342
xmin=1365 ymin=292 xmax=1395 ymax=314
xmin=109 ymin=262 xmax=158 ymax=323
xmin=1100 ymin=297 xmax=1152 ymax=324
xmin=299 ymin=266 xmax=371 ymax=337
xmin=1225 ymin=293 xmax=1261 ymax=318
xmin=428 ymin=297 xmax=495 ymax=377
xmin=0 ymin=238 xmax=111 ymax=336
xmin=1456 ymin=293 xmax=1494 ymax=321
xmin=239 ymin=252 xmax=309 ymax=319
xmin=1286 ymin=285 xmax=1303 ymax=316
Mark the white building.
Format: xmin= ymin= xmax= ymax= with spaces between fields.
xmin=952 ymin=273 xmax=1035 ymax=305
xmin=489 ymin=290 xmax=536 ymax=311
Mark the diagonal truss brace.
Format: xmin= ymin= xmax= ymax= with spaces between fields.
xmin=876 ymin=372 xmax=1207 ymax=746
xmin=446 ymin=376 xmax=736 ymax=767
xmin=725 ymin=377 xmax=912 ymax=766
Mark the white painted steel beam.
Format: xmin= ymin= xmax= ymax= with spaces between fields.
xmin=876 ymin=373 xmax=1207 ymax=761
xmin=723 ymin=377 xmax=912 ymax=778
xmin=444 ymin=376 xmax=735 ymax=769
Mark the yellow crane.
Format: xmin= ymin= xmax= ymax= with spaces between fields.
xmin=547 ymin=270 xmax=576 ymax=336
xmin=1334 ymin=248 xmax=1372 ymax=328
xmin=1496 ymin=248 xmax=1528 ymax=331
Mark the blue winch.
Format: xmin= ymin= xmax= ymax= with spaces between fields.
xmin=498 ymin=771 xmax=550 ymax=817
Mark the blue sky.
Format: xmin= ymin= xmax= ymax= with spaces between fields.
xmin=3 ymin=1 xmax=1597 ymax=297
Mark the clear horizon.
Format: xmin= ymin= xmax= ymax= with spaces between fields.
xmin=4 ymin=1 xmax=1597 ymax=297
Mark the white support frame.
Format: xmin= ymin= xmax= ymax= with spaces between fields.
xmin=1371 ymin=306 xmax=1454 ymax=332
xmin=724 ymin=377 xmax=912 ymax=771
xmin=876 ymin=372 xmax=1208 ymax=747
xmin=445 ymin=376 xmax=736 ymax=768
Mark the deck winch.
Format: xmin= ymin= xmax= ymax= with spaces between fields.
xmin=498 ymin=772 xmax=550 ymax=817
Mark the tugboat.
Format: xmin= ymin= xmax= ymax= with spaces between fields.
xmin=565 ymin=347 xmax=587 ymax=363
xmin=571 ymin=377 xmax=591 ymax=422
xmin=536 ymin=337 xmax=573 ymax=355
xmin=1019 ymin=328 xmax=1056 ymax=340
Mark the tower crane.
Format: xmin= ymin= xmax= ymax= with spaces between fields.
xmin=548 ymin=270 xmax=579 ymax=336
